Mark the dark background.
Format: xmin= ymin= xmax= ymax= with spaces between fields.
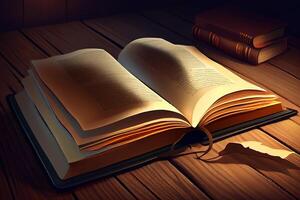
xmin=0 ymin=0 xmax=299 ymax=36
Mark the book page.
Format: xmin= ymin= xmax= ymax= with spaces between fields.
xmin=184 ymin=45 xmax=268 ymax=125
xmin=32 ymin=49 xmax=184 ymax=131
xmin=23 ymin=73 xmax=188 ymax=150
xmin=118 ymin=38 xmax=265 ymax=127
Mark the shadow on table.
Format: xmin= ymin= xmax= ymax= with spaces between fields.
xmin=201 ymin=142 xmax=300 ymax=175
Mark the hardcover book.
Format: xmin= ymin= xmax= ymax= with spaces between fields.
xmin=192 ymin=25 xmax=287 ymax=64
xmin=10 ymin=38 xmax=296 ymax=189
xmin=194 ymin=6 xmax=286 ymax=48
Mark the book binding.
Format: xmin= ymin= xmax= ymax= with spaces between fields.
xmin=193 ymin=25 xmax=260 ymax=64
xmin=196 ymin=22 xmax=255 ymax=47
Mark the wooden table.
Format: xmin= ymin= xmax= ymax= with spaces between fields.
xmin=0 ymin=4 xmax=299 ymax=200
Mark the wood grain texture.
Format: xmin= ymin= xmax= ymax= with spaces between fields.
xmin=125 ymin=161 xmax=209 ymax=200
xmin=23 ymin=0 xmax=65 ymax=27
xmin=0 ymin=31 xmax=46 ymax=76
xmin=141 ymin=10 xmax=193 ymax=41
xmin=213 ymin=129 xmax=300 ymax=199
xmin=268 ymin=47 xmax=300 ymax=79
xmin=83 ymin=14 xmax=190 ymax=47
xmin=0 ymin=54 xmax=74 ymax=200
xmin=117 ymin=173 xmax=158 ymax=200
xmin=22 ymin=22 xmax=120 ymax=58
xmin=261 ymin=120 xmax=300 ymax=153
xmin=0 ymin=0 xmax=23 ymax=31
xmin=74 ymin=178 xmax=135 ymax=200
xmin=0 ymin=56 xmax=23 ymax=94
xmin=20 ymin=29 xmax=61 ymax=56
xmin=171 ymin=145 xmax=293 ymax=200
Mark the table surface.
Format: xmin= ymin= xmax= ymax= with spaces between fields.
xmin=0 ymin=3 xmax=299 ymax=200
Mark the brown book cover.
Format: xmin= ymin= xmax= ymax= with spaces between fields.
xmin=193 ymin=25 xmax=287 ymax=64
xmin=194 ymin=6 xmax=286 ymax=48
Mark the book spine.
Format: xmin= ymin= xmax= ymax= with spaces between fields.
xmin=195 ymin=20 xmax=254 ymax=47
xmin=192 ymin=25 xmax=260 ymax=64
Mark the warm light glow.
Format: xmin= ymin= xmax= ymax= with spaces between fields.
xmin=240 ymin=141 xmax=294 ymax=159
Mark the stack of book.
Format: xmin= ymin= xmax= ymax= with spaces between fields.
xmin=193 ymin=6 xmax=287 ymax=64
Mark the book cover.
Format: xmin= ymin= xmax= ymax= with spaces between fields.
xmin=192 ymin=25 xmax=287 ymax=64
xmin=194 ymin=6 xmax=286 ymax=48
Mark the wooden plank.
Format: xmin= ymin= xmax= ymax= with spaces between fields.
xmin=74 ymin=177 xmax=135 ymax=199
xmin=0 ymin=55 xmax=23 ymax=94
xmin=22 ymin=22 xmax=208 ymax=199
xmin=0 ymin=55 xmax=74 ymax=200
xmin=141 ymin=10 xmax=193 ymax=42
xmin=0 ymin=0 xmax=23 ymax=31
xmin=23 ymin=0 xmax=66 ymax=27
xmin=22 ymin=22 xmax=120 ymax=58
xmin=83 ymin=14 xmax=190 ymax=47
xmin=261 ymin=120 xmax=300 ymax=153
xmin=212 ymin=129 xmax=300 ymax=199
xmin=124 ymin=161 xmax=209 ymax=199
xmin=20 ymin=29 xmax=61 ymax=56
xmin=0 ymin=31 xmax=46 ymax=76
xmin=268 ymin=47 xmax=300 ymax=79
xmin=117 ymin=173 xmax=158 ymax=200
xmin=171 ymin=140 xmax=294 ymax=200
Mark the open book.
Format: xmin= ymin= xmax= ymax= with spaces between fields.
xmin=11 ymin=38 xmax=294 ymax=188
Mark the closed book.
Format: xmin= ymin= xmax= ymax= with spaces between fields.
xmin=192 ymin=25 xmax=287 ymax=64
xmin=194 ymin=6 xmax=286 ymax=48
